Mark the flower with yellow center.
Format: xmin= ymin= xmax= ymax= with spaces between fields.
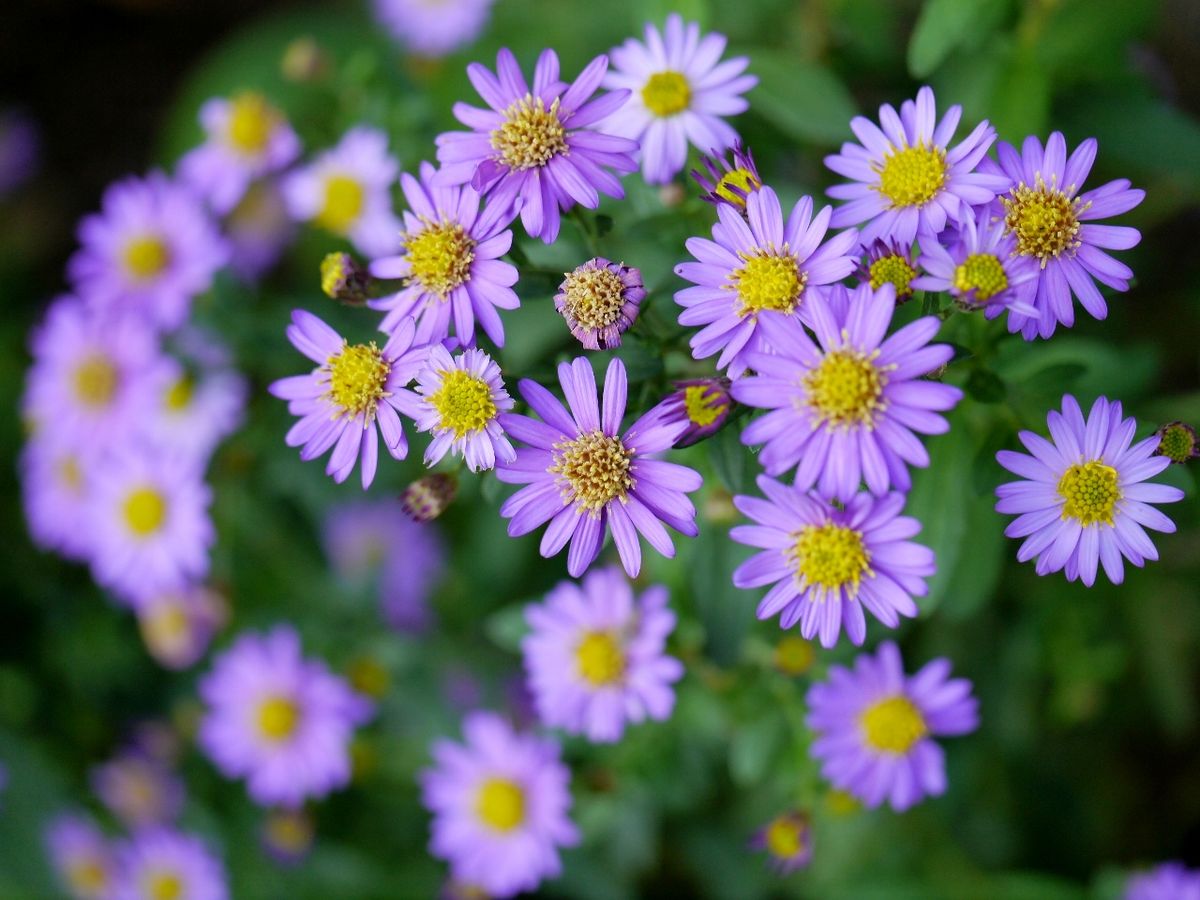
xmin=684 ymin=384 xmax=727 ymax=428
xmin=403 ymin=221 xmax=475 ymax=298
xmin=803 ymin=348 xmax=888 ymax=430
xmin=314 ymin=174 xmax=365 ymax=233
xmin=1001 ymin=175 xmax=1089 ymax=267
xmin=860 ymin=695 xmax=928 ymax=753
xmin=868 ymin=253 xmax=917 ymax=300
xmin=123 ymin=235 xmax=171 ymax=281
xmin=257 ymin=695 xmax=301 ymax=743
xmin=641 ymin=71 xmax=691 ymax=117
xmin=789 ymin=522 xmax=872 ymax=598
xmin=490 ymin=95 xmax=567 ymax=171
xmin=1057 ymin=460 xmax=1121 ymax=527
xmin=123 ymin=487 xmax=168 ymax=537
xmin=550 ymin=431 xmax=635 ymax=513
xmin=142 ymin=870 xmax=184 ymax=900
xmin=429 ymin=369 xmax=496 ymax=438
xmin=730 ymin=250 xmax=805 ymax=317
xmin=474 ymin=777 xmax=526 ymax=832
xmin=225 ymin=92 xmax=278 ymax=156
xmin=575 ymin=631 xmax=625 ymax=686
xmin=953 ymin=252 xmax=1009 ymax=302
xmin=324 ymin=342 xmax=390 ymax=420
xmin=764 ymin=815 xmax=805 ymax=859
xmin=875 ymin=142 xmax=947 ymax=209
xmin=560 ymin=266 xmax=628 ymax=332
xmin=73 ymin=355 xmax=119 ymax=408
xmin=67 ymin=860 xmax=109 ymax=896
xmin=713 ymin=167 xmax=761 ymax=208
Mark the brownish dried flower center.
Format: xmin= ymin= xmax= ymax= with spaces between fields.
xmin=550 ymin=430 xmax=634 ymax=512
xmin=1002 ymin=176 xmax=1089 ymax=266
xmin=561 ymin=267 xmax=627 ymax=330
xmin=491 ymin=95 xmax=568 ymax=171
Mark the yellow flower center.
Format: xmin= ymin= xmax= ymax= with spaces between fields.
xmin=868 ymin=254 xmax=917 ymax=299
xmin=257 ymin=695 xmax=301 ymax=742
xmin=1001 ymin=177 xmax=1087 ymax=266
xmin=860 ymin=696 xmax=927 ymax=754
xmin=641 ymin=70 xmax=691 ymax=117
xmin=164 ymin=374 xmax=194 ymax=412
xmin=404 ymin=222 xmax=475 ymax=298
xmin=143 ymin=870 xmax=183 ymax=900
xmin=140 ymin=600 xmax=190 ymax=657
xmin=1158 ymin=424 xmax=1197 ymax=464
xmin=67 ymin=860 xmax=108 ymax=895
xmin=320 ymin=252 xmax=351 ymax=299
xmin=429 ymin=369 xmax=496 ymax=438
xmin=123 ymin=487 xmax=168 ymax=537
xmin=325 ymin=342 xmax=390 ymax=419
xmin=58 ymin=456 xmax=84 ymax=493
xmin=550 ymin=430 xmax=635 ymax=513
xmin=1057 ymin=460 xmax=1121 ymax=527
xmin=491 ymin=95 xmax=568 ymax=171
xmin=764 ymin=816 xmax=805 ymax=860
xmin=576 ymin=631 xmax=625 ymax=686
xmin=772 ymin=635 xmax=814 ymax=676
xmin=825 ymin=789 xmax=861 ymax=816
xmin=475 ymin=777 xmax=525 ymax=832
xmin=315 ymin=174 xmax=365 ymax=233
xmin=803 ymin=349 xmax=887 ymax=429
xmin=714 ymin=167 xmax=761 ymax=207
xmin=123 ymin=236 xmax=171 ymax=281
xmin=953 ymin=253 xmax=1009 ymax=301
xmin=226 ymin=92 xmax=277 ymax=156
xmin=560 ymin=266 xmax=627 ymax=330
xmin=73 ymin=354 xmax=118 ymax=408
xmin=683 ymin=384 xmax=727 ymax=428
xmin=789 ymin=522 xmax=871 ymax=595
xmin=876 ymin=142 xmax=947 ymax=208
xmin=731 ymin=251 xmax=805 ymax=317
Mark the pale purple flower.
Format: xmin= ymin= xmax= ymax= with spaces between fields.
xmin=223 ymin=177 xmax=296 ymax=282
xmin=859 ymin=238 xmax=920 ymax=303
xmin=92 ymin=750 xmax=185 ymax=828
xmin=20 ymin=434 xmax=98 ymax=561
xmin=139 ymin=356 xmax=246 ymax=463
xmin=692 ymin=142 xmax=763 ymax=211
xmin=496 ymin=357 xmax=702 ymax=578
xmin=553 ymin=257 xmax=644 ymax=350
xmin=136 ymin=585 xmax=228 ymax=670
xmin=110 ymin=827 xmax=228 ymax=900
xmin=1126 ymin=863 xmax=1200 ymax=900
xmin=749 ymin=811 xmax=813 ymax=874
xmin=44 ymin=813 xmax=115 ymax=900
xmin=372 ymin=0 xmax=496 ymax=57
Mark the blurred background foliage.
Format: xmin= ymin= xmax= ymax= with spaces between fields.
xmin=1 ymin=0 xmax=1199 ymax=897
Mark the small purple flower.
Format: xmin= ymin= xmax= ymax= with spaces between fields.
xmin=45 ymin=813 xmax=114 ymax=900
xmin=68 ymin=172 xmax=228 ymax=332
xmin=91 ymin=750 xmax=186 ymax=828
xmin=554 ymin=257 xmax=644 ymax=350
xmin=139 ymin=356 xmax=246 ymax=463
xmin=692 ymin=142 xmax=763 ymax=211
xmin=733 ymin=283 xmax=961 ymax=501
xmin=136 ymin=585 xmax=228 ymax=670
xmin=806 ymin=641 xmax=979 ymax=811
xmin=372 ymin=0 xmax=496 ymax=57
xmin=1125 ymin=862 xmax=1200 ymax=900
xmin=522 ymin=566 xmax=683 ymax=743
xmin=435 ymin=48 xmax=638 ymax=243
xmin=198 ymin=625 xmax=373 ymax=808
xmin=731 ymin=476 xmax=933 ymax=648
xmin=859 ymin=238 xmax=920 ymax=303
xmin=369 ymin=161 xmax=519 ymax=347
xmin=110 ymin=827 xmax=228 ymax=900
xmin=995 ymin=395 xmax=1185 ymax=585
xmin=270 ymin=311 xmax=428 ymax=488
xmin=223 ymin=177 xmax=296 ymax=282
xmin=598 ymin=14 xmax=756 ymax=184
xmin=421 ymin=711 xmax=579 ymax=898
xmin=674 ymin=186 xmax=858 ymax=377
xmin=749 ymin=811 xmax=813 ymax=874
xmin=496 ymin=357 xmax=702 ymax=578
xmin=20 ymin=434 xmax=97 ymax=562
xmin=825 ymin=86 xmax=1008 ymax=246
xmin=646 ymin=377 xmax=732 ymax=448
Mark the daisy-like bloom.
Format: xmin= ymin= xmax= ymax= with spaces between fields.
xmin=372 ymin=0 xmax=496 ymax=57
xmin=598 ymin=15 xmax=756 ymax=184
xmin=995 ymin=395 xmax=1185 ymax=586
xmin=269 ymin=311 xmax=428 ymax=488
xmin=692 ymin=142 xmax=762 ymax=212
xmin=91 ymin=750 xmax=185 ymax=828
xmin=110 ymin=827 xmax=228 ymax=900
xmin=806 ymin=641 xmax=979 ymax=811
xmin=401 ymin=472 xmax=458 ymax=521
xmin=824 ymin=86 xmax=1009 ymax=246
xmin=224 ymin=177 xmax=296 ymax=282
xmin=401 ymin=344 xmax=516 ymax=472
xmin=731 ymin=476 xmax=934 ymax=647
xmin=178 ymin=91 xmax=301 ymax=214
xmin=732 ymin=283 xmax=962 ymax=500
xmin=68 ymin=172 xmax=227 ymax=332
xmin=435 ymin=48 xmax=638 ymax=243
xmin=369 ymin=161 xmax=519 ymax=347
xmin=749 ymin=811 xmax=813 ymax=874
xmin=522 ymin=566 xmax=683 ymax=743
xmin=553 ymin=257 xmax=644 ymax=350
xmin=139 ymin=357 xmax=246 ymax=463
xmin=283 ymin=127 xmax=402 ymax=257
xmin=45 ymin=813 xmax=115 ymax=900
xmin=1155 ymin=421 xmax=1199 ymax=464
xmin=421 ymin=711 xmax=579 ymax=898
xmin=860 ymin=239 xmax=920 ymax=304
xmin=674 ymin=186 xmax=859 ymax=377
xmin=646 ymin=377 xmax=732 ymax=448
xmin=1126 ymin=862 xmax=1200 ymax=900
xmin=198 ymin=626 xmax=374 ymax=808
xmin=20 ymin=435 xmax=97 ymax=561
xmin=496 ymin=357 xmax=702 ymax=578
xmin=136 ymin=585 xmax=228 ymax=670
xmin=984 ymin=132 xmax=1145 ymax=340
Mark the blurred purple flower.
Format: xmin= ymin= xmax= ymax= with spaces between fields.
xmin=110 ymin=827 xmax=228 ymax=900
xmin=372 ymin=0 xmax=496 ymax=57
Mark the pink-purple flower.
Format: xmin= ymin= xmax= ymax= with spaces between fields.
xmin=1126 ymin=862 xmax=1200 ymax=900
xmin=553 ymin=257 xmax=644 ymax=350
xmin=45 ymin=813 xmax=114 ymax=900
xmin=110 ymin=827 xmax=228 ymax=900
xmin=372 ymin=0 xmax=496 ymax=57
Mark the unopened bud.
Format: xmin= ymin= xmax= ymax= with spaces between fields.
xmin=1155 ymin=421 xmax=1199 ymax=464
xmin=400 ymin=473 xmax=457 ymax=522
xmin=281 ymin=36 xmax=330 ymax=83
xmin=320 ymin=251 xmax=371 ymax=306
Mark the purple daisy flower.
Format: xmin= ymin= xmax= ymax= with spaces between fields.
xmin=554 ymin=257 xmax=644 ymax=350
xmin=369 ymin=161 xmax=519 ymax=347
xmin=20 ymin=434 xmax=98 ymax=562
xmin=223 ymin=177 xmax=296 ymax=282
xmin=110 ymin=827 xmax=228 ymax=900
xmin=859 ymin=238 xmax=920 ymax=303
xmin=806 ymin=641 xmax=979 ymax=811
xmin=1126 ymin=863 xmax=1200 ymax=900
xmin=178 ymin=92 xmax=301 ymax=214
xmin=45 ymin=813 xmax=115 ymax=900
xmin=749 ymin=811 xmax=813 ymax=874
xmin=674 ymin=186 xmax=859 ymax=377
xmin=995 ymin=395 xmax=1185 ymax=585
xmin=284 ymin=126 xmax=402 ymax=257
xmin=645 ymin=376 xmax=733 ymax=448
xmin=270 ymin=311 xmax=428 ymax=488
xmin=691 ymin=142 xmax=763 ymax=212
xmin=598 ymin=14 xmax=756 ymax=184
xmin=496 ymin=357 xmax=702 ymax=578
xmin=983 ymin=132 xmax=1144 ymax=340
xmin=91 ymin=749 xmax=185 ymax=828
xmin=136 ymin=585 xmax=228 ymax=670
xmin=731 ymin=476 xmax=934 ymax=648
xmin=140 ymin=356 xmax=246 ymax=463
xmin=421 ymin=711 xmax=579 ymax=898
xmin=68 ymin=172 xmax=228 ymax=332
xmin=825 ymin=86 xmax=1008 ymax=246
xmin=522 ymin=566 xmax=683 ymax=743
xmin=435 ymin=48 xmax=638 ymax=243
xmin=733 ymin=283 xmax=962 ymax=501
xmin=198 ymin=625 xmax=373 ymax=808
xmin=372 ymin=0 xmax=496 ymax=57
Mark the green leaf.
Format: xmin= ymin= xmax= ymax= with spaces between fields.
xmin=484 ymin=603 xmax=531 ymax=653
xmin=708 ymin=425 xmax=756 ymax=495
xmin=728 ymin=714 xmax=784 ymax=786
xmin=987 ymin=44 xmax=1051 ymax=142
xmin=748 ymin=50 xmax=857 ymax=145
xmin=908 ymin=0 xmax=1008 ymax=78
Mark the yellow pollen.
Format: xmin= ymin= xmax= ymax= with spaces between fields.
xmin=226 ymin=92 xmax=277 ymax=155
xmin=320 ymin=252 xmax=350 ymax=299
xmin=164 ymin=374 xmax=194 ymax=412
xmin=641 ymin=70 xmax=691 ymax=117
xmin=953 ymin=253 xmax=1009 ymax=302
xmin=714 ymin=167 xmax=761 ymax=207
xmin=123 ymin=236 xmax=171 ymax=281
xmin=67 ymin=860 xmax=108 ymax=895
xmin=561 ymin=267 xmax=628 ymax=330
xmin=773 ymin=635 xmax=814 ymax=676
xmin=803 ymin=348 xmax=887 ymax=429
xmin=315 ymin=175 xmax=365 ymax=233
xmin=491 ymin=95 xmax=568 ymax=171
xmin=143 ymin=870 xmax=183 ymax=900
xmin=550 ymin=430 xmax=635 ymax=513
xmin=475 ymin=777 xmax=525 ymax=832
xmin=789 ymin=522 xmax=871 ymax=595
xmin=404 ymin=222 xmax=475 ymax=298
xmin=683 ymin=384 xmax=726 ymax=428
xmin=429 ymin=369 xmax=496 ymax=438
xmin=876 ymin=142 xmax=947 ymax=208
xmin=325 ymin=342 xmax=390 ymax=419
xmin=73 ymin=354 xmax=118 ymax=407
xmin=123 ymin=487 xmax=168 ymax=537
xmin=869 ymin=254 xmax=917 ymax=299
xmin=731 ymin=251 xmax=805 ymax=317
xmin=1002 ymin=176 xmax=1087 ymax=266
xmin=1057 ymin=460 xmax=1121 ymax=527
xmin=764 ymin=816 xmax=805 ymax=860
xmin=860 ymin=696 xmax=927 ymax=753
xmin=576 ymin=631 xmax=625 ymax=686
xmin=257 ymin=695 xmax=301 ymax=742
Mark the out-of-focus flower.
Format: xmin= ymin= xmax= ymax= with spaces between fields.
xmin=137 ymin=585 xmax=228 ymax=670
xmin=261 ymin=808 xmax=315 ymax=866
xmin=224 ymin=177 xmax=296 ymax=282
xmin=1125 ymin=862 xmax=1200 ymax=900
xmin=91 ymin=750 xmax=185 ymax=828
xmin=139 ymin=357 xmax=246 ymax=463
xmin=110 ymin=827 xmax=228 ymax=900
xmin=0 ymin=108 xmax=39 ymax=197
xmin=692 ymin=142 xmax=762 ymax=212
xmin=372 ymin=0 xmax=496 ymax=57
xmin=749 ymin=811 xmax=813 ymax=874
xmin=860 ymin=239 xmax=920 ymax=304
xmin=44 ymin=814 xmax=115 ymax=900
xmin=20 ymin=435 xmax=98 ymax=561
xmin=1155 ymin=421 xmax=1199 ymax=464
xmin=281 ymin=36 xmax=330 ymax=82
xmin=320 ymin=251 xmax=372 ymax=306
xmin=401 ymin=472 xmax=458 ymax=522
xmin=645 ymin=377 xmax=731 ymax=448
xmin=553 ymin=258 xmax=644 ymax=350
xmin=772 ymin=635 xmax=814 ymax=677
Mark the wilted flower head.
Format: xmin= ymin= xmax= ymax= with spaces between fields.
xmin=554 ymin=258 xmax=644 ymax=350
xmin=692 ymin=142 xmax=762 ymax=211
xmin=749 ymin=811 xmax=813 ymax=874
xmin=1154 ymin=421 xmax=1198 ymax=464
xmin=372 ymin=0 xmax=496 ymax=57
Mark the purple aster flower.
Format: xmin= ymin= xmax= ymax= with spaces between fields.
xmin=68 ymin=172 xmax=227 ymax=332
xmin=0 ymin=108 xmax=39 ymax=197
xmin=522 ymin=566 xmax=683 ymax=743
xmin=806 ymin=641 xmax=979 ymax=811
xmin=692 ymin=142 xmax=763 ymax=211
xmin=598 ymin=14 xmax=756 ymax=184
xmin=20 ymin=434 xmax=98 ymax=561
xmin=421 ymin=711 xmax=579 ymax=898
xmin=435 ymin=48 xmax=639 ymax=243
xmin=372 ymin=0 xmax=496 ymax=57
xmin=198 ymin=625 xmax=373 ymax=808
xmin=139 ymin=356 xmax=246 ymax=463
xmin=749 ymin=811 xmax=813 ymax=874
xmin=1126 ymin=862 xmax=1200 ymax=900
xmin=110 ymin=827 xmax=228 ymax=900
xmin=733 ymin=283 xmax=962 ymax=501
xmin=496 ymin=357 xmax=702 ymax=578
xmin=269 ymin=311 xmax=428 ymax=488
xmin=178 ymin=92 xmax=301 ymax=214
xmin=369 ymin=161 xmax=519 ymax=347
xmin=982 ymin=132 xmax=1144 ymax=340
xmin=859 ymin=238 xmax=920 ymax=303
xmin=645 ymin=377 xmax=732 ymax=447
xmin=731 ymin=476 xmax=933 ymax=647
xmin=674 ymin=186 xmax=859 ymax=377
xmin=223 ymin=177 xmax=296 ymax=282
xmin=284 ymin=127 xmax=402 ymax=257
xmin=554 ymin=257 xmax=644 ymax=350
xmin=91 ymin=750 xmax=185 ymax=828
xmin=825 ymin=86 xmax=1008 ymax=246
xmin=45 ymin=813 xmax=115 ymax=900
xmin=136 ymin=585 xmax=228 ymax=670
xmin=995 ymin=395 xmax=1185 ymax=585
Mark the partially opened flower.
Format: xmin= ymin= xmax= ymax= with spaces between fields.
xmin=995 ymin=395 xmax=1184 ymax=585
xmin=91 ymin=750 xmax=185 ymax=828
xmin=110 ymin=827 xmax=228 ymax=900
xmin=1125 ymin=862 xmax=1200 ymax=900
xmin=1155 ymin=421 xmax=1199 ymax=464
xmin=692 ymin=142 xmax=763 ymax=211
xmin=45 ymin=814 xmax=115 ymax=900
xmin=553 ymin=257 xmax=644 ymax=350
xmin=136 ymin=585 xmax=228 ymax=670
xmin=749 ymin=811 xmax=813 ymax=874
xmin=372 ymin=0 xmax=496 ymax=57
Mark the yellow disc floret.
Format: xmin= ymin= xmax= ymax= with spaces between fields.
xmin=953 ymin=253 xmax=1009 ymax=301
xmin=144 ymin=870 xmax=184 ymax=900
xmin=491 ymin=95 xmax=568 ymax=171
xmin=714 ymin=167 xmax=761 ymax=208
xmin=860 ymin=695 xmax=927 ymax=753
xmin=576 ymin=631 xmax=625 ymax=686
xmin=876 ymin=142 xmax=947 ymax=208
xmin=429 ymin=369 xmax=496 ymax=438
xmin=325 ymin=342 xmax=390 ymax=419
xmin=764 ymin=815 xmax=806 ymax=860
xmin=731 ymin=251 xmax=805 ymax=317
xmin=73 ymin=355 xmax=119 ymax=407
xmin=226 ymin=92 xmax=278 ymax=156
xmin=475 ymin=777 xmax=525 ymax=832
xmin=641 ymin=71 xmax=691 ymax=117
xmin=123 ymin=235 xmax=171 ymax=281
xmin=684 ymin=384 xmax=727 ymax=428
xmin=550 ymin=430 xmax=635 ymax=513
xmin=165 ymin=374 xmax=195 ymax=412
xmin=257 ymin=695 xmax=301 ymax=742
xmin=404 ymin=222 xmax=476 ymax=298
xmin=803 ymin=348 xmax=887 ymax=430
xmin=1057 ymin=460 xmax=1121 ymax=527
xmin=315 ymin=175 xmax=365 ymax=233
xmin=560 ymin=266 xmax=628 ymax=330
xmin=123 ymin=487 xmax=168 ymax=537
xmin=1001 ymin=176 xmax=1087 ymax=266
xmin=869 ymin=254 xmax=917 ymax=299
xmin=789 ymin=522 xmax=871 ymax=596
